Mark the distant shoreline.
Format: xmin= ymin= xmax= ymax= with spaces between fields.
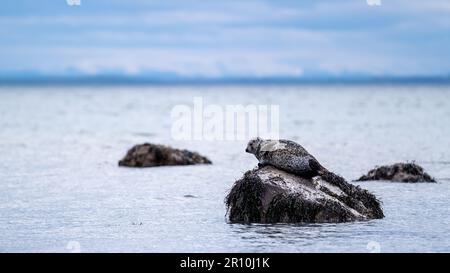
xmin=1 ymin=76 xmax=450 ymax=87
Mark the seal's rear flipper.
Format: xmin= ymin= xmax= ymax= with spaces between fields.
xmin=319 ymin=171 xmax=348 ymax=189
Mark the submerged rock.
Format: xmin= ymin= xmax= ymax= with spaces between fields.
xmin=356 ymin=162 xmax=435 ymax=183
xmin=118 ymin=143 xmax=212 ymax=167
xmin=226 ymin=166 xmax=384 ymax=224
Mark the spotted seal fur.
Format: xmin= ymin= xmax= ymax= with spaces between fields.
xmin=245 ymin=138 xmax=346 ymax=185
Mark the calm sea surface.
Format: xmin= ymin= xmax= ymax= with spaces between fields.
xmin=0 ymin=84 xmax=449 ymax=252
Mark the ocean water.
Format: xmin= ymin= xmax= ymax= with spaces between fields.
xmin=0 ymin=84 xmax=449 ymax=253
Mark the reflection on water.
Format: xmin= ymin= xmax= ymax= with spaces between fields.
xmin=228 ymin=221 xmax=383 ymax=251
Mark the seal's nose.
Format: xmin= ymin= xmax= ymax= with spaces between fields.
xmin=245 ymin=148 xmax=249 ymax=152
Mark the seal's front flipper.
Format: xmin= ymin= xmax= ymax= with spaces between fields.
xmin=258 ymin=162 xmax=268 ymax=168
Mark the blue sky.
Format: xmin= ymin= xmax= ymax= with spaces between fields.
xmin=1 ymin=0 xmax=450 ymax=79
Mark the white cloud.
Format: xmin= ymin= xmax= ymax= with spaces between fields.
xmin=0 ymin=47 xmax=303 ymax=77
xmin=1 ymin=0 xmax=450 ymax=77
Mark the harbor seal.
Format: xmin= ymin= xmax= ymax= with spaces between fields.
xmin=245 ymin=138 xmax=346 ymax=186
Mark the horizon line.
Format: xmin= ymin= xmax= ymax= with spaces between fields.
xmin=1 ymin=75 xmax=450 ymax=86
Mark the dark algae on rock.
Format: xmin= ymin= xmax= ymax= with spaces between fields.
xmin=356 ymin=162 xmax=436 ymax=183
xmin=226 ymin=166 xmax=383 ymax=224
xmin=118 ymin=143 xmax=212 ymax=167
xmin=226 ymin=138 xmax=384 ymax=224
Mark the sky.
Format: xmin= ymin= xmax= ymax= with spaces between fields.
xmin=1 ymin=0 xmax=450 ymax=80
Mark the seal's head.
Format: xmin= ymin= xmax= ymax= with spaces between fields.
xmin=245 ymin=137 xmax=262 ymax=154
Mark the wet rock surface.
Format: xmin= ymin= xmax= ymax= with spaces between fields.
xmin=356 ymin=163 xmax=436 ymax=183
xmin=226 ymin=166 xmax=384 ymax=224
xmin=118 ymin=143 xmax=212 ymax=167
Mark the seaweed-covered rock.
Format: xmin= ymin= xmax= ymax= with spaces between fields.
xmin=226 ymin=166 xmax=384 ymax=224
xmin=118 ymin=143 xmax=212 ymax=167
xmin=356 ymin=163 xmax=435 ymax=183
